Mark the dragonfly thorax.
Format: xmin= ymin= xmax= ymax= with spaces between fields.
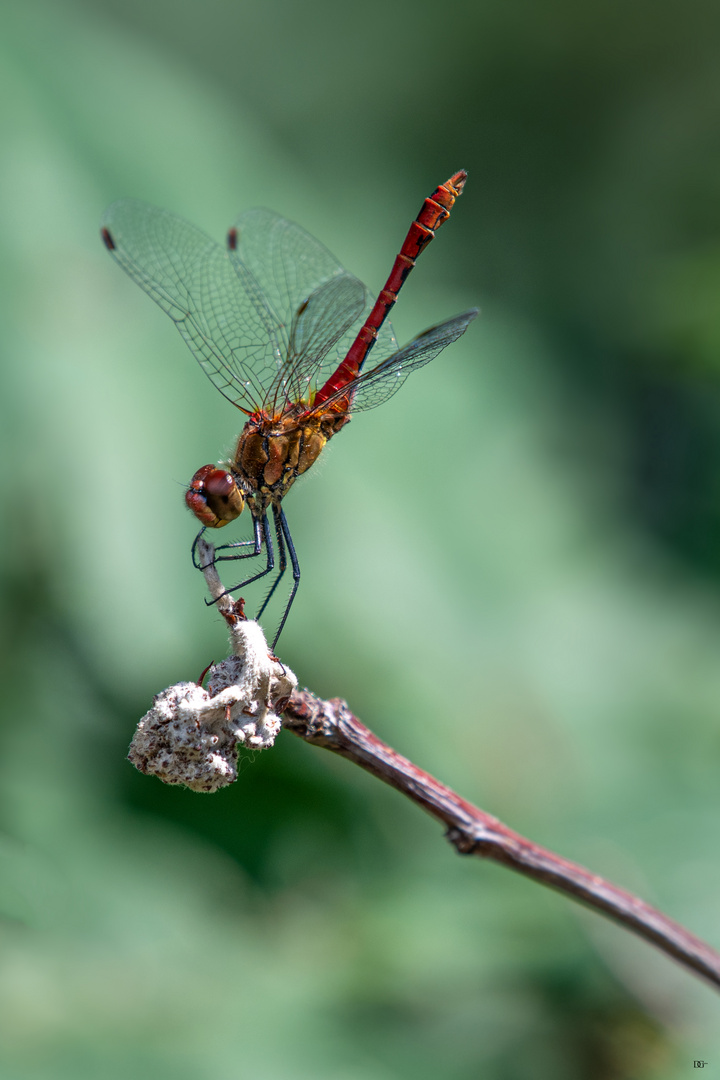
xmin=233 ymin=407 xmax=350 ymax=507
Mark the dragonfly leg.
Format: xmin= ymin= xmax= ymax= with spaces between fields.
xmin=205 ymin=513 xmax=275 ymax=606
xmin=270 ymin=508 xmax=301 ymax=651
xmin=192 ymin=517 xmax=265 ymax=570
xmin=213 ymin=515 xmax=264 ymax=563
xmin=191 ymin=527 xmax=209 ymax=569
xmin=256 ymin=506 xmax=287 ymax=620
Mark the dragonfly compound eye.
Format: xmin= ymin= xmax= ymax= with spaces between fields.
xmin=185 ymin=465 xmax=244 ymax=528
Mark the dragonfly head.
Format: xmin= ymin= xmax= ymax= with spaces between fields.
xmin=186 ymin=465 xmax=244 ymax=528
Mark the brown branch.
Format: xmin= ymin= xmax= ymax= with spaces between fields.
xmin=283 ymin=688 xmax=720 ymax=992
xmin=193 ymin=538 xmax=719 ymax=990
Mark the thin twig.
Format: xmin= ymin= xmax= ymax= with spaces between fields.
xmin=282 ymin=688 xmax=720 ymax=992
xmin=194 ymin=536 xmax=720 ymax=990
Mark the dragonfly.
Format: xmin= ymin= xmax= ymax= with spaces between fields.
xmin=101 ymin=171 xmax=478 ymax=648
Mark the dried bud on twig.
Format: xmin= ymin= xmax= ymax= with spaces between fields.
xmin=128 ymin=540 xmax=297 ymax=792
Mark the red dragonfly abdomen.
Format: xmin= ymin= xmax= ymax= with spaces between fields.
xmin=312 ymin=170 xmax=467 ymax=409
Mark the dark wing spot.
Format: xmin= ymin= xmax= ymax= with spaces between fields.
xmin=227 ymin=227 xmax=238 ymax=251
xmin=101 ymin=227 xmax=115 ymax=251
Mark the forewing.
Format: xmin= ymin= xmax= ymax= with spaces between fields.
xmin=322 ymin=309 xmax=479 ymax=413
xmin=229 ymin=209 xmax=393 ymax=405
xmin=228 ymin=209 xmax=349 ymax=338
xmin=101 ymin=199 xmax=285 ymax=412
xmin=275 ymin=273 xmax=367 ymax=407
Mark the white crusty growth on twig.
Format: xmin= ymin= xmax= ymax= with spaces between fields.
xmin=128 ymin=538 xmax=297 ymax=793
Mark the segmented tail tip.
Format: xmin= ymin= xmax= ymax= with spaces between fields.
xmin=448 ymin=170 xmax=468 ymax=196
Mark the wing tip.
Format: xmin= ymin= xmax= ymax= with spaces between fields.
xmin=448 ymin=169 xmax=468 ymax=195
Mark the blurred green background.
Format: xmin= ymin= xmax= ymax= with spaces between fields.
xmin=1 ymin=0 xmax=720 ymax=1075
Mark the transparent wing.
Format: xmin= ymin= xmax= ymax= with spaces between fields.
xmin=228 ymin=209 xmax=397 ymax=406
xmin=102 ymin=199 xmax=287 ymax=412
xmin=278 ymin=272 xmax=367 ymax=408
xmin=317 ymin=309 xmax=479 ymax=413
xmin=228 ymin=208 xmax=351 ymax=337
xmin=102 ymin=200 xmax=402 ymax=415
